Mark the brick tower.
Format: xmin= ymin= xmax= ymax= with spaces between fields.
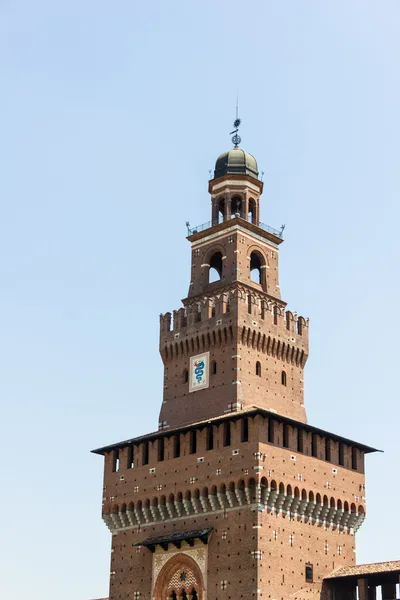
xmin=93 ymin=130 xmax=378 ymax=600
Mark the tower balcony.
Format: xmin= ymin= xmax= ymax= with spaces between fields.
xmin=186 ymin=215 xmax=284 ymax=246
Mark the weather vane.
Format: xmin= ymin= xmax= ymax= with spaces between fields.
xmin=230 ymin=93 xmax=241 ymax=147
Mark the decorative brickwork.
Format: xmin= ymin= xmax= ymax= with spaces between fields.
xmin=153 ymin=553 xmax=204 ymax=600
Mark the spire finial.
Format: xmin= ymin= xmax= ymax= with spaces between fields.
xmin=230 ymin=92 xmax=241 ymax=147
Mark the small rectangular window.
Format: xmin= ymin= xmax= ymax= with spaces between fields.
xmin=339 ymin=443 xmax=345 ymax=466
xmin=241 ymin=418 xmax=249 ymax=443
xmin=206 ymin=425 xmax=214 ymax=450
xmin=297 ymin=429 xmax=304 ymax=453
xmin=305 ymin=564 xmax=313 ymax=583
xmin=223 ymin=422 xmax=231 ymax=447
xmin=112 ymin=449 xmax=120 ymax=472
xmin=173 ymin=434 xmax=180 ymax=458
xmin=273 ymin=306 xmax=278 ymax=325
xmin=351 ymin=447 xmax=357 ymax=470
xmin=189 ymin=430 xmax=197 ymax=454
xmin=268 ymin=419 xmax=275 ymax=444
xmin=312 ymin=434 xmax=318 ymax=458
xmin=127 ymin=445 xmax=134 ymax=469
xmin=325 ymin=439 xmax=331 ymax=462
xmin=157 ymin=438 xmax=164 ymax=462
xmin=142 ymin=442 xmax=149 ymax=466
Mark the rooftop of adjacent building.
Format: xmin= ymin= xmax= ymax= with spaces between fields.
xmin=325 ymin=561 xmax=400 ymax=580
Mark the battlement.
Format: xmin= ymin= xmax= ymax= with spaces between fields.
xmin=159 ymin=289 xmax=309 ymax=354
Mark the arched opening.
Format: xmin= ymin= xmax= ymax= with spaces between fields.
xmin=218 ymin=198 xmax=225 ymax=223
xmin=250 ymin=252 xmax=263 ymax=285
xmin=209 ymin=252 xmax=223 ymax=283
xmin=248 ymin=198 xmax=256 ymax=223
xmin=231 ymin=196 xmax=242 ymax=217
xmin=281 ymin=371 xmax=287 ymax=386
xmin=256 ymin=361 xmax=261 ymax=377
xmin=154 ymin=553 xmax=204 ymax=600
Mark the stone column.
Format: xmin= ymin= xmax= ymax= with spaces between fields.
xmin=243 ymin=194 xmax=249 ymax=221
xmin=211 ymin=198 xmax=218 ymax=225
xmin=226 ymin=196 xmax=232 ymax=220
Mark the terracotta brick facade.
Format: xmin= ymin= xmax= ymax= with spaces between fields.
xmin=93 ymin=152 xmax=376 ymax=600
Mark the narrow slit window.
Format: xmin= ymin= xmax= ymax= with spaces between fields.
xmin=339 ymin=443 xmax=345 ymax=466
xmin=297 ymin=429 xmax=303 ymax=453
xmin=189 ymin=430 xmax=197 ymax=454
xmin=212 ymin=361 xmax=217 ymax=375
xmin=127 ymin=445 xmax=134 ymax=469
xmin=183 ymin=368 xmax=188 ymax=383
xmin=283 ymin=424 xmax=289 ymax=448
xmin=247 ymin=294 xmax=252 ymax=314
xmin=223 ymin=422 xmax=231 ymax=447
xmin=305 ymin=564 xmax=313 ymax=583
xmin=173 ymin=434 xmax=180 ymax=458
xmin=325 ymin=439 xmax=331 ymax=462
xmin=312 ymin=434 xmax=318 ymax=458
xmin=352 ymin=447 xmax=357 ymax=470
xmin=241 ymin=417 xmax=249 ymax=443
xmin=112 ymin=449 xmax=120 ymax=472
xmin=273 ymin=306 xmax=278 ymax=325
xmin=157 ymin=437 xmax=165 ymax=462
xmin=142 ymin=442 xmax=149 ymax=466
xmin=281 ymin=371 xmax=287 ymax=386
xmin=268 ymin=419 xmax=275 ymax=444
xmin=206 ymin=425 xmax=214 ymax=451
xmin=256 ymin=361 xmax=261 ymax=377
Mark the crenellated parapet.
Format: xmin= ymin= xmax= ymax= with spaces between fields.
xmin=159 ymin=284 xmax=308 ymax=365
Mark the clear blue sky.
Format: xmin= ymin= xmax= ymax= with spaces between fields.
xmin=1 ymin=1 xmax=399 ymax=598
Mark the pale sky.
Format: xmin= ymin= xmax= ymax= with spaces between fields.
xmin=1 ymin=2 xmax=399 ymax=599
